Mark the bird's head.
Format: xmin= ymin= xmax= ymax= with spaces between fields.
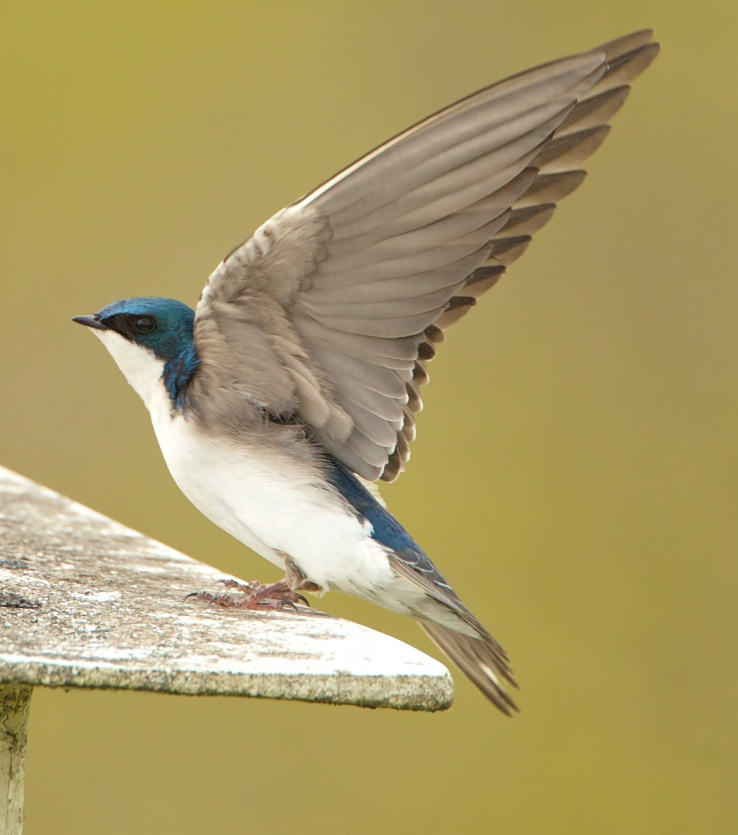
xmin=73 ymin=298 xmax=199 ymax=410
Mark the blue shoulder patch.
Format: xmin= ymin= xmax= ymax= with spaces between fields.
xmin=163 ymin=343 xmax=200 ymax=412
xmin=324 ymin=456 xmax=456 ymax=597
xmin=325 ymin=457 xmax=418 ymax=553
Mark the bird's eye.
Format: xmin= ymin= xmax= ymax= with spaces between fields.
xmin=132 ymin=315 xmax=156 ymax=335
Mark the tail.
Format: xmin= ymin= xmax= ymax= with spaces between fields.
xmin=387 ymin=550 xmax=519 ymax=713
xmin=420 ymin=622 xmax=519 ymax=715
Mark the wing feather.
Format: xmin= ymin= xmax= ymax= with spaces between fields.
xmin=194 ymin=31 xmax=659 ymax=481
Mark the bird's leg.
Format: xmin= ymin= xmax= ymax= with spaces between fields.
xmin=216 ymin=579 xmax=267 ymax=594
xmin=283 ymin=557 xmax=323 ymax=594
xmin=189 ymin=581 xmax=307 ymax=612
xmin=188 ymin=557 xmax=322 ymax=612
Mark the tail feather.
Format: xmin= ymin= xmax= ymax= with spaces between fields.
xmin=387 ymin=550 xmax=519 ymax=712
xmin=420 ymin=622 xmax=519 ymax=715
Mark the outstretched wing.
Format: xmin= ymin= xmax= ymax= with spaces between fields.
xmin=194 ymin=31 xmax=658 ymax=482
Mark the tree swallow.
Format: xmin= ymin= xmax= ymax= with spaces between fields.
xmin=74 ymin=31 xmax=658 ymax=713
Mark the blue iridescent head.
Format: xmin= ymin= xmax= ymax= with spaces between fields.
xmin=73 ymin=298 xmax=200 ymax=409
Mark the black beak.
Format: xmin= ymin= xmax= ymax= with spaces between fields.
xmin=72 ymin=315 xmax=108 ymax=331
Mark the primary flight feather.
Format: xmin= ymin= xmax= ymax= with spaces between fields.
xmin=74 ymin=31 xmax=659 ymax=712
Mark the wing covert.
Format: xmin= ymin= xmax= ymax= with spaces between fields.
xmin=194 ymin=31 xmax=658 ymax=481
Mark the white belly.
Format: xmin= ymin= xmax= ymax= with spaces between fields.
xmin=150 ymin=404 xmax=397 ymax=598
xmin=91 ymin=326 xmax=442 ymax=621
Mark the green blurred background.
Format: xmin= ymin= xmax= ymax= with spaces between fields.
xmin=2 ymin=1 xmax=736 ymax=832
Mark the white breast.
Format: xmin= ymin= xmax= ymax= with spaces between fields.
xmin=93 ymin=329 xmax=429 ymax=614
xmin=146 ymin=381 xmax=398 ymax=599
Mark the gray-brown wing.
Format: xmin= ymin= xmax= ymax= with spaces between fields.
xmin=195 ymin=31 xmax=658 ymax=481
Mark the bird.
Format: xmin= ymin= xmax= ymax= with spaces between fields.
xmin=73 ymin=30 xmax=658 ymax=713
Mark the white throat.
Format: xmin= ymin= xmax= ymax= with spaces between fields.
xmin=93 ymin=329 xmax=166 ymax=411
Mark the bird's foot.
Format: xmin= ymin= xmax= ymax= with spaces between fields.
xmin=188 ymin=579 xmax=310 ymax=612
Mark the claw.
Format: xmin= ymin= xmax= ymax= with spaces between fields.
xmin=187 ymin=579 xmax=311 ymax=613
